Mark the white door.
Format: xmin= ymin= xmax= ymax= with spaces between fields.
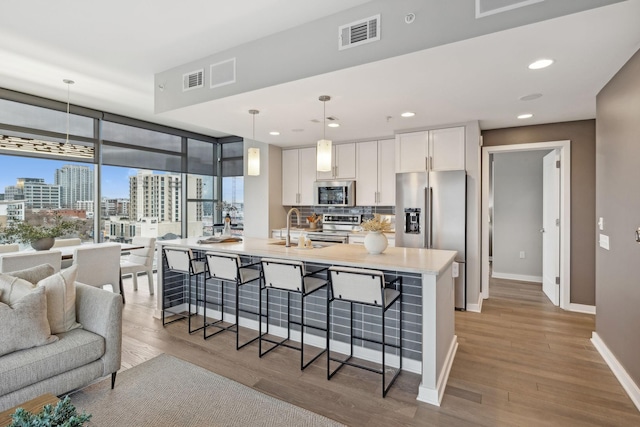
xmin=542 ymin=150 xmax=560 ymax=305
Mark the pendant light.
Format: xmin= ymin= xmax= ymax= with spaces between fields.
xmin=247 ymin=109 xmax=260 ymax=176
xmin=63 ymin=79 xmax=74 ymax=144
xmin=317 ymin=95 xmax=332 ymax=172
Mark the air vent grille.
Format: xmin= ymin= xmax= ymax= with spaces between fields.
xmin=183 ymin=69 xmax=204 ymax=91
xmin=339 ymin=14 xmax=380 ymax=51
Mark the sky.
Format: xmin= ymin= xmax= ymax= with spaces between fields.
xmin=0 ymin=154 xmax=240 ymax=202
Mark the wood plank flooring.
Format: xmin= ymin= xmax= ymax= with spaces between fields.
xmin=117 ymin=275 xmax=640 ymax=426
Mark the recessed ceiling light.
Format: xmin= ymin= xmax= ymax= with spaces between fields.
xmin=528 ymin=59 xmax=554 ymax=70
xmin=517 ymin=113 xmax=534 ymax=119
xmin=269 ymin=131 xmax=280 ymax=136
xmin=519 ymin=93 xmax=543 ymax=101
xmin=328 ymin=123 xmax=340 ymax=128
xmin=401 ymin=112 xmax=415 ymax=118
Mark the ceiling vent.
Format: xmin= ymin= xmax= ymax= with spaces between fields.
xmin=476 ymin=0 xmax=544 ymax=18
xmin=210 ymin=58 xmax=236 ymax=89
xmin=182 ymin=69 xmax=204 ymax=92
xmin=339 ymin=14 xmax=380 ymax=51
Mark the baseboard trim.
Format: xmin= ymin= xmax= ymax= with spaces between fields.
xmin=568 ymin=303 xmax=596 ymax=315
xmin=417 ymin=335 xmax=458 ymax=406
xmin=591 ymin=332 xmax=640 ymax=411
xmin=466 ymin=294 xmax=483 ymax=313
xmin=491 ymin=272 xmax=542 ymax=283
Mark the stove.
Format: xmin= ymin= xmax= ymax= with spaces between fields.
xmin=306 ymin=213 xmax=362 ymax=244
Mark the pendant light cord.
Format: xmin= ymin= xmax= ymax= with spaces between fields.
xmin=63 ymin=79 xmax=74 ymax=145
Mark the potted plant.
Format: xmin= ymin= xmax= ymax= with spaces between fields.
xmin=0 ymin=215 xmax=80 ymax=251
xmin=360 ymin=214 xmax=392 ymax=254
xmin=9 ymin=396 xmax=91 ymax=426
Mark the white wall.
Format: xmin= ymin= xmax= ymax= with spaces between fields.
xmin=243 ymin=140 xmax=285 ymax=238
xmin=492 ymin=150 xmax=549 ymax=282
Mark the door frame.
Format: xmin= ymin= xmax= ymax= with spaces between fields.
xmin=481 ymin=140 xmax=571 ymax=309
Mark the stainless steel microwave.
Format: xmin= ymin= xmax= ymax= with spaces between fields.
xmin=314 ymin=181 xmax=356 ymax=207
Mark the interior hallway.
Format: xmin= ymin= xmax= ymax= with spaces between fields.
xmin=116 ymin=273 xmax=640 ymax=426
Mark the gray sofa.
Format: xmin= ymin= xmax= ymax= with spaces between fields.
xmin=0 ymin=283 xmax=122 ymax=411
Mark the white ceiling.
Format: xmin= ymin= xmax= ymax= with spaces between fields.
xmin=1 ymin=0 xmax=639 ymax=147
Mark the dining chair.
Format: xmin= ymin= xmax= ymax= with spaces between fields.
xmin=52 ymin=238 xmax=82 ymax=268
xmin=0 ymin=251 xmax=62 ymax=273
xmin=73 ymin=244 xmax=123 ymax=300
xmin=120 ymin=236 xmax=156 ymax=295
xmin=0 ymin=244 xmax=20 ymax=254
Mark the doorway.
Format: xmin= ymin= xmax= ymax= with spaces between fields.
xmin=481 ymin=141 xmax=571 ymax=309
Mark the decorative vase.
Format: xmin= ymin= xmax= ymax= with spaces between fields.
xmin=31 ymin=237 xmax=55 ymax=251
xmin=364 ymin=231 xmax=388 ymax=254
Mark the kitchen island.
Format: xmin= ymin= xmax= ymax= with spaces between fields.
xmin=154 ymin=237 xmax=458 ymax=406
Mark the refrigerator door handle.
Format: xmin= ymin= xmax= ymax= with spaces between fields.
xmin=428 ymin=186 xmax=433 ymax=248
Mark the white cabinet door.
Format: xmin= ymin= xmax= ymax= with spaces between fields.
xmin=282 ymin=149 xmax=299 ymax=205
xmin=298 ymin=147 xmax=317 ymax=205
xmin=377 ymin=139 xmax=396 ymax=205
xmin=317 ymin=143 xmax=356 ymax=180
xmin=429 ymin=127 xmax=465 ymax=171
xmin=348 ymin=235 xmax=366 ymax=245
xmin=356 ymin=141 xmax=378 ymax=206
xmin=395 ymin=131 xmax=428 ymax=173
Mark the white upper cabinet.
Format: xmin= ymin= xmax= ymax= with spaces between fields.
xmin=356 ymin=139 xmax=395 ymax=206
xmin=316 ymin=143 xmax=356 ymax=180
xmin=395 ymin=127 xmax=465 ymax=173
xmin=282 ymin=147 xmax=316 ymax=206
xmin=429 ymin=127 xmax=466 ymax=171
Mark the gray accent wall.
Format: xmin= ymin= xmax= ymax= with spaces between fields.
xmin=492 ymin=150 xmax=548 ymax=280
xmin=482 ymin=120 xmax=596 ymax=305
xmin=595 ymin=47 xmax=640 ymax=387
xmin=155 ymin=0 xmax=623 ymax=113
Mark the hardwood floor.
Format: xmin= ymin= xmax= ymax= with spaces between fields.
xmin=118 ymin=274 xmax=640 ymax=426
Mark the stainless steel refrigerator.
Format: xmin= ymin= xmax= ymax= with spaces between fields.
xmin=395 ymin=171 xmax=467 ymax=310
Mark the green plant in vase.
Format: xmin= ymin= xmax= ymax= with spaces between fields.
xmin=0 ymin=215 xmax=80 ymax=250
xmin=9 ymin=396 xmax=91 ymax=427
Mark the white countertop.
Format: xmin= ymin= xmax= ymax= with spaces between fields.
xmin=158 ymin=237 xmax=455 ymax=275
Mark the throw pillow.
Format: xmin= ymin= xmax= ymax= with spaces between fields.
xmin=0 ymin=287 xmax=58 ymax=357
xmin=37 ymin=265 xmax=82 ymax=334
xmin=6 ymin=263 xmax=56 ymax=284
xmin=0 ymin=274 xmax=35 ymax=305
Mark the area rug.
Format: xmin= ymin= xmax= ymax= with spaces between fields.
xmin=70 ymin=354 xmax=343 ymax=427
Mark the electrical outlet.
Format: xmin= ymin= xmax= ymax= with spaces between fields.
xmin=519 ymin=251 xmax=525 ymax=259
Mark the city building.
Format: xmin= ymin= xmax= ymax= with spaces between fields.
xmin=54 ymin=164 xmax=93 ymax=209
xmin=4 ymin=178 xmax=60 ymax=209
xmin=0 ymin=200 xmax=25 ymax=227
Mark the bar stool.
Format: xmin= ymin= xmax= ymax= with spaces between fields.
xmin=327 ymin=266 xmax=403 ymax=397
xmin=203 ymin=251 xmax=262 ymax=349
xmin=162 ymin=246 xmax=206 ymax=334
xmin=259 ymin=258 xmax=328 ymax=370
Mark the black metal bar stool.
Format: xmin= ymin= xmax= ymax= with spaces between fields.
xmin=259 ymin=258 xmax=328 ymax=370
xmin=327 ymin=266 xmax=403 ymax=397
xmin=203 ymin=251 xmax=263 ymax=349
xmin=162 ymin=246 xmax=206 ymax=334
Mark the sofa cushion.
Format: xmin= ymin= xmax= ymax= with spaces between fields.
xmin=37 ymin=265 xmax=82 ymax=334
xmin=0 ymin=287 xmax=58 ymax=357
xmin=0 ymin=328 xmax=104 ymax=396
xmin=7 ymin=264 xmax=55 ymax=284
xmin=0 ymin=274 xmax=35 ymax=305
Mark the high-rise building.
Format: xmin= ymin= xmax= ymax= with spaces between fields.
xmin=129 ymin=170 xmax=190 ymax=222
xmin=55 ymin=165 xmax=93 ymax=209
xmin=4 ymin=178 xmax=60 ymax=209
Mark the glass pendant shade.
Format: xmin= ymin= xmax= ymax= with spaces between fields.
xmin=247 ymin=147 xmax=260 ymax=176
xmin=317 ymin=139 xmax=332 ymax=172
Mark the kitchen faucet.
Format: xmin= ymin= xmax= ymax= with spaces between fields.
xmin=285 ymin=207 xmax=301 ymax=247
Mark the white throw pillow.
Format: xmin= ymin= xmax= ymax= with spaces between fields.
xmin=37 ymin=265 xmax=82 ymax=334
xmin=0 ymin=274 xmax=35 ymax=305
xmin=0 ymin=287 xmax=58 ymax=357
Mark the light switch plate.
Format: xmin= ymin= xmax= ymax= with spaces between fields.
xmin=599 ymin=234 xmax=610 ymax=250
